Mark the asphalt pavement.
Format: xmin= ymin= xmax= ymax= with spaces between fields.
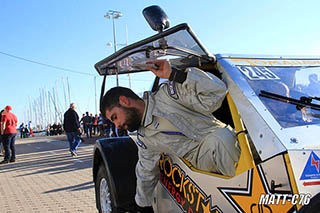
xmin=0 ymin=135 xmax=100 ymax=212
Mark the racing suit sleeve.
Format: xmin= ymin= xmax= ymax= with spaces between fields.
xmin=135 ymin=146 xmax=161 ymax=207
xmin=173 ymin=67 xmax=227 ymax=115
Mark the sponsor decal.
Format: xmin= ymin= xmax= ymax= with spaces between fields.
xmin=302 ymin=181 xmax=320 ymax=186
xmin=230 ymin=58 xmax=320 ymax=67
xmin=219 ymin=166 xmax=294 ymax=213
xmin=158 ymin=154 xmax=221 ymax=213
xmin=300 ymin=151 xmax=320 ymax=180
xmin=300 ymin=151 xmax=320 ymax=187
xmin=236 ymin=66 xmax=280 ymax=81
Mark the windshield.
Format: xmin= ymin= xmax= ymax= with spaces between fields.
xmin=237 ymin=65 xmax=320 ymax=128
xmin=113 ymin=29 xmax=205 ymax=73
xmin=95 ymin=24 xmax=213 ymax=75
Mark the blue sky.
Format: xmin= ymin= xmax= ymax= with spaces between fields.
xmin=1 ymin=0 xmax=320 ymax=128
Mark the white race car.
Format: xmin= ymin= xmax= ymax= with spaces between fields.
xmin=92 ymin=6 xmax=320 ymax=213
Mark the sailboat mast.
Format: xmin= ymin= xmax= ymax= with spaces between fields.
xmin=62 ymin=77 xmax=68 ymax=111
xmin=67 ymin=77 xmax=71 ymax=104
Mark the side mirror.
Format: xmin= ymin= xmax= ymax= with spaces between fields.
xmin=143 ymin=5 xmax=170 ymax=33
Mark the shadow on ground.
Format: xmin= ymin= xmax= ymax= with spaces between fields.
xmin=43 ymin=181 xmax=94 ymax=193
xmin=0 ymin=136 xmax=99 ymax=177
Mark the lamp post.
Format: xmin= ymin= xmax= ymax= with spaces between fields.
xmin=104 ymin=10 xmax=122 ymax=86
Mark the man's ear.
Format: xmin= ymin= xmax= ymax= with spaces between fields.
xmin=119 ymin=96 xmax=130 ymax=107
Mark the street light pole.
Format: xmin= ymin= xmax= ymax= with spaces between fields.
xmin=104 ymin=10 xmax=122 ymax=86
xmin=112 ymin=16 xmax=117 ymax=53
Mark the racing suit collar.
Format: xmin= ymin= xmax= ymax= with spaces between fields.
xmin=141 ymin=91 xmax=154 ymax=128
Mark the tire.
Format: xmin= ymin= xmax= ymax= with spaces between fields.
xmin=93 ymin=137 xmax=139 ymax=212
xmin=96 ymin=165 xmax=114 ymax=213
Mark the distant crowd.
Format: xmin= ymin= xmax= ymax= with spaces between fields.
xmin=18 ymin=121 xmax=35 ymax=138
xmin=79 ymin=112 xmax=128 ymax=139
xmin=46 ymin=123 xmax=63 ymax=136
xmin=44 ymin=112 xmax=128 ymax=139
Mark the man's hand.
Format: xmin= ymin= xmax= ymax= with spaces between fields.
xmin=146 ymin=59 xmax=172 ymax=79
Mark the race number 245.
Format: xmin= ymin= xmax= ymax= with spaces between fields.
xmin=237 ymin=66 xmax=280 ymax=80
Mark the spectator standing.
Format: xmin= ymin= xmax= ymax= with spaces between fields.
xmin=90 ymin=113 xmax=94 ymax=135
xmin=93 ymin=114 xmax=99 ymax=135
xmin=49 ymin=124 xmax=53 ymax=135
xmin=63 ymin=103 xmax=82 ymax=157
xmin=0 ymin=106 xmax=18 ymax=164
xmin=19 ymin=122 xmax=24 ymax=138
xmin=28 ymin=121 xmax=34 ymax=137
xmin=57 ymin=122 xmax=63 ymax=135
xmin=24 ymin=125 xmax=29 ymax=137
xmin=82 ymin=112 xmax=92 ymax=138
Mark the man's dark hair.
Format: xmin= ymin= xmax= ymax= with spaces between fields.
xmin=101 ymin=86 xmax=142 ymax=115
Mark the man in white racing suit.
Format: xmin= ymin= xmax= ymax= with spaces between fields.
xmin=101 ymin=59 xmax=240 ymax=211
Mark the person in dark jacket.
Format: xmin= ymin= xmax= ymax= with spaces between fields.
xmin=57 ymin=122 xmax=63 ymax=135
xmin=19 ymin=122 xmax=24 ymax=138
xmin=63 ymin=103 xmax=81 ymax=157
xmin=82 ymin=112 xmax=93 ymax=138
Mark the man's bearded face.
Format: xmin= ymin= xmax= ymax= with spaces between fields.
xmin=119 ymin=106 xmax=142 ymax=132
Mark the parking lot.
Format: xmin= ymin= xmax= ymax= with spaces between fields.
xmin=0 ymin=136 xmax=97 ymax=212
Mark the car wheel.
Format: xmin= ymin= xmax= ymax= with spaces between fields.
xmin=96 ymin=165 xmax=113 ymax=213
